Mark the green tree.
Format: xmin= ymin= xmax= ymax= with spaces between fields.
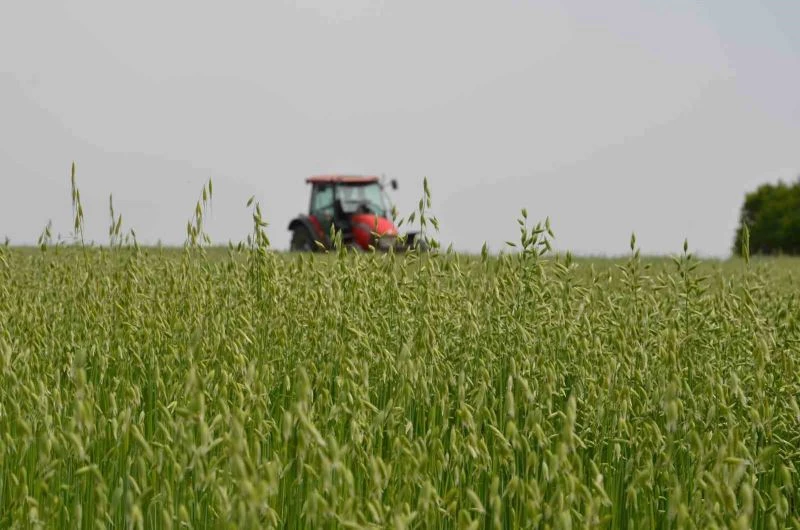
xmin=733 ymin=177 xmax=800 ymax=256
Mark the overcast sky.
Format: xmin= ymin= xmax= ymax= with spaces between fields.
xmin=1 ymin=0 xmax=798 ymax=256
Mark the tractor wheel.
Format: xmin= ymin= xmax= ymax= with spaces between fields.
xmin=345 ymin=242 xmax=365 ymax=253
xmin=290 ymin=225 xmax=315 ymax=252
xmin=403 ymin=234 xmax=429 ymax=252
xmin=414 ymin=238 xmax=430 ymax=252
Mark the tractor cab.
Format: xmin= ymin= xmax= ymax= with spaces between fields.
xmin=288 ymin=175 xmax=421 ymax=252
xmin=310 ymin=177 xmax=390 ymax=225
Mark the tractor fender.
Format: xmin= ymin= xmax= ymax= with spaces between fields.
xmin=288 ymin=216 xmax=328 ymax=248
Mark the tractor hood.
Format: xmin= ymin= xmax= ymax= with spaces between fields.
xmin=350 ymin=214 xmax=398 ymax=236
xmin=350 ymin=214 xmax=398 ymax=250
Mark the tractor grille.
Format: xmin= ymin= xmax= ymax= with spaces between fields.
xmin=376 ymin=234 xmax=397 ymax=251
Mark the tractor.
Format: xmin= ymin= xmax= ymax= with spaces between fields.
xmin=287 ymin=175 xmax=424 ymax=252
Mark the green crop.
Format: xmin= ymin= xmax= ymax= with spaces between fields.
xmin=0 ymin=177 xmax=799 ymax=529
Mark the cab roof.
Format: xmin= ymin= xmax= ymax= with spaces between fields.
xmin=306 ymin=175 xmax=380 ymax=184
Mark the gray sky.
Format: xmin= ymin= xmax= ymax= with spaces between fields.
xmin=2 ymin=0 xmax=798 ymax=256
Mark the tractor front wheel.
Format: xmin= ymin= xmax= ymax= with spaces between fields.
xmin=400 ymin=233 xmax=429 ymax=252
xmin=290 ymin=226 xmax=315 ymax=252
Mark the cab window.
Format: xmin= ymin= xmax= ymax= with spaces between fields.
xmin=310 ymin=184 xmax=334 ymax=215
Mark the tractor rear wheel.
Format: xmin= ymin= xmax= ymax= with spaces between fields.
xmin=290 ymin=225 xmax=315 ymax=252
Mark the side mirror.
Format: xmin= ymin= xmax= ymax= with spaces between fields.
xmin=390 ymin=179 xmax=398 ymax=190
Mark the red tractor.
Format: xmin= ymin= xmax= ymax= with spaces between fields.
xmin=288 ymin=175 xmax=424 ymax=252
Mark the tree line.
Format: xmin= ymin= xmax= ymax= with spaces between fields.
xmin=733 ymin=177 xmax=800 ymax=256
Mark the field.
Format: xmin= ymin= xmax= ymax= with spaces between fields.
xmin=1 ymin=233 xmax=799 ymax=528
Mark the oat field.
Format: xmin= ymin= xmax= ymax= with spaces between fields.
xmin=0 ymin=189 xmax=799 ymax=528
